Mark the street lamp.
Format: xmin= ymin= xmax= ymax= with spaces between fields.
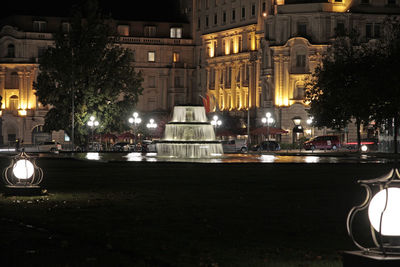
xmin=211 ymin=115 xmax=222 ymax=131
xmin=261 ymin=112 xmax=274 ymax=145
xmin=87 ymin=116 xmax=99 ymax=148
xmin=346 ymin=168 xmax=400 ymax=261
xmin=129 ymin=112 xmax=142 ymax=142
xmin=292 ymin=116 xmax=303 ymax=144
xmin=146 ymin=118 xmax=157 ymax=129
xmin=3 ymin=151 xmax=44 ymax=195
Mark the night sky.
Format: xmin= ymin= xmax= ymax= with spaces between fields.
xmin=1 ymin=0 xmax=186 ymax=22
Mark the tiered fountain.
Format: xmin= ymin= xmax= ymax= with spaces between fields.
xmin=157 ymin=105 xmax=223 ymax=158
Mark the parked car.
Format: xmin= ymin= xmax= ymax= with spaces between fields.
xmin=23 ymin=141 xmax=62 ymax=153
xmin=112 ymin=142 xmax=130 ymax=152
xmin=345 ymin=138 xmax=379 ymax=151
xmin=222 ymin=139 xmax=248 ymax=153
xmin=37 ymin=141 xmax=62 ymax=152
xmin=303 ymin=135 xmax=340 ymax=150
xmin=252 ymin=141 xmax=281 ymax=151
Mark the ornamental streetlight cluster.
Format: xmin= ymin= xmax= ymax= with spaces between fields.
xmin=211 ymin=115 xmax=222 ymax=130
xmin=261 ymin=112 xmax=274 ymax=144
xmin=128 ymin=112 xmax=142 ymax=126
xmin=87 ymin=116 xmax=99 ymax=146
xmin=146 ymin=118 xmax=157 ymax=129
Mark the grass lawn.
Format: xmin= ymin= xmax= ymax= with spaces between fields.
xmin=0 ymin=157 xmax=392 ymax=266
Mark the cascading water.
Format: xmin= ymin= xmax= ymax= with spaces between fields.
xmin=157 ymin=105 xmax=223 ymax=158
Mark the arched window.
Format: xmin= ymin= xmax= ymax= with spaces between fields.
xmin=9 ymin=95 xmax=18 ymax=110
xmin=7 ymin=44 xmax=15 ymax=58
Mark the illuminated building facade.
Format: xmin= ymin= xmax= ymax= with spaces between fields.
xmin=261 ymin=0 xmax=397 ymax=143
xmin=1 ymin=1 xmax=399 ymax=145
xmin=193 ymin=0 xmax=265 ymax=112
xmin=0 ymin=15 xmax=194 ymax=145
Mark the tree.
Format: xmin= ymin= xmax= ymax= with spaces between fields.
xmin=34 ymin=0 xmax=143 ymax=146
xmin=305 ymin=31 xmax=376 ymax=151
xmin=370 ymin=18 xmax=400 ymax=154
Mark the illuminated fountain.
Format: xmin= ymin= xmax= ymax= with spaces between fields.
xmin=157 ymin=105 xmax=223 ymax=158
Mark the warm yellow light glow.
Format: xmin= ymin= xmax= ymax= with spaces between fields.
xmin=209 ymin=43 xmax=215 ymax=57
xmin=251 ymin=34 xmax=256 ymax=51
xmin=305 ymin=129 xmax=312 ymax=135
xmin=13 ymin=159 xmax=34 ymax=179
xmin=18 ymin=109 xmax=27 ymax=116
xmin=276 ymin=0 xmax=285 ymax=4
xmin=225 ymin=40 xmax=230 ymax=55
xmin=173 ymin=52 xmax=180 ymax=62
xmin=368 ymin=187 xmax=400 ymax=236
xmin=233 ymin=37 xmax=239 ymax=53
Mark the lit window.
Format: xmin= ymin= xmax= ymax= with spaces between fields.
xmin=33 ymin=21 xmax=47 ymax=32
xmin=170 ymin=27 xmax=182 ymax=38
xmin=173 ymin=52 xmax=180 ymax=62
xmin=148 ymin=51 xmax=155 ymax=62
xmin=117 ymin=25 xmax=130 ymax=36
xmin=144 ymin=26 xmax=157 ymax=37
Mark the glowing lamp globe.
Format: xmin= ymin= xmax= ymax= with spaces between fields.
xmin=361 ymin=145 xmax=368 ymax=152
xmin=368 ymin=187 xmax=400 ymax=236
xmin=12 ymin=159 xmax=34 ymax=179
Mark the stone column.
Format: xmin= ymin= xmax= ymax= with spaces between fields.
xmin=18 ymin=72 xmax=24 ymax=109
xmin=248 ymin=63 xmax=254 ymax=108
xmin=0 ymin=70 xmax=5 ymax=109
xmin=283 ymin=56 xmax=290 ymax=106
xmin=256 ymin=59 xmax=261 ymax=108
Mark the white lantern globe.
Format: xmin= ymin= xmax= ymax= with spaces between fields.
xmin=368 ymin=187 xmax=400 ymax=236
xmin=13 ymin=159 xmax=34 ymax=180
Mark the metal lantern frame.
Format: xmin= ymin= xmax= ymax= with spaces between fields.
xmin=347 ymin=168 xmax=400 ymax=256
xmin=3 ymin=152 xmax=43 ymax=188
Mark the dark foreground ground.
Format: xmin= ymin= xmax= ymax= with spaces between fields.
xmin=0 ymin=157 xmax=392 ymax=266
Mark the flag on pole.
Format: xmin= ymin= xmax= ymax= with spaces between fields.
xmin=199 ymin=95 xmax=210 ymax=113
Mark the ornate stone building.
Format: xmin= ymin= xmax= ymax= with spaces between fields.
xmin=0 ymin=15 xmax=194 ymax=145
xmin=262 ymin=0 xmax=396 ymax=143
xmin=1 ymin=1 xmax=399 ymax=146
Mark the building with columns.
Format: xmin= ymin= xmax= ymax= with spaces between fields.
xmin=261 ymin=0 xmax=396 ymax=143
xmin=1 ymin=0 xmax=399 ymax=146
xmin=0 ymin=15 xmax=194 ymax=146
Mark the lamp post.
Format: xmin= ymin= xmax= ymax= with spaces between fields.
xmin=211 ymin=115 xmax=222 ymax=133
xmin=306 ymin=116 xmax=314 ymax=138
xmin=261 ymin=112 xmax=274 ymax=144
xmin=146 ymin=118 xmax=157 ymax=139
xmin=345 ymin=168 xmax=400 ymax=265
xmin=129 ymin=112 xmax=142 ymax=142
xmin=87 ymin=116 xmax=99 ymax=149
